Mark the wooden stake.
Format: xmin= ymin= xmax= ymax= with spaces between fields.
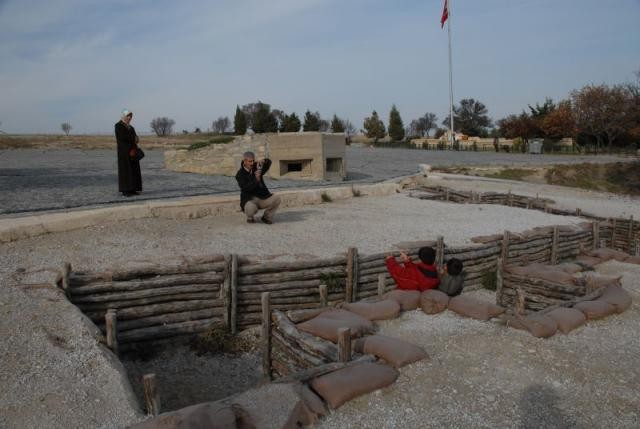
xmin=319 ymin=284 xmax=328 ymax=307
xmin=345 ymin=247 xmax=358 ymax=303
xmin=628 ymin=216 xmax=634 ymax=254
xmin=222 ymin=254 xmax=231 ymax=330
xmin=436 ymin=236 xmax=445 ymax=269
xmin=550 ymin=226 xmax=559 ymax=265
xmin=508 ymin=190 xmax=513 ymax=207
xmin=592 ymin=222 xmax=599 ymax=250
xmin=142 ymin=373 xmax=160 ymax=416
xmin=495 ymin=258 xmax=504 ymax=306
xmin=337 ymin=327 xmax=351 ymax=363
xmin=61 ymin=262 xmax=71 ymax=296
xmin=500 ymin=231 xmax=511 ymax=264
xmin=230 ymin=254 xmax=238 ymax=335
xmin=445 ymin=189 xmax=450 ymax=201
xmin=261 ymin=292 xmax=272 ymax=381
xmin=105 ymin=309 xmax=118 ymax=356
xmin=611 ymin=218 xmax=617 ymax=248
xmin=377 ymin=273 xmax=386 ymax=297
xmin=515 ymin=288 xmax=526 ymax=315
xmin=575 ymin=208 xmax=582 ymax=216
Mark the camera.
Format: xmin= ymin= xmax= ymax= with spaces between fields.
xmin=256 ymin=160 xmax=263 ymax=172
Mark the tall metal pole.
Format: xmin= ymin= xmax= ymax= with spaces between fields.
xmin=447 ymin=0 xmax=454 ymax=148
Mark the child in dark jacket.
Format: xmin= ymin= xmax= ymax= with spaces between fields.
xmin=385 ymin=246 xmax=440 ymax=291
xmin=437 ymin=258 xmax=465 ymax=297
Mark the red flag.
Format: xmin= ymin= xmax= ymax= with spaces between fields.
xmin=440 ymin=0 xmax=449 ymax=28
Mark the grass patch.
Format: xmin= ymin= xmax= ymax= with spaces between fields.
xmin=485 ymin=168 xmax=536 ymax=181
xmin=319 ymin=272 xmax=344 ymax=293
xmin=482 ymin=271 xmax=497 ymax=291
xmin=545 ymin=161 xmax=640 ymax=195
xmin=187 ymin=135 xmax=235 ymax=151
xmin=321 ymin=192 xmax=333 ymax=202
xmin=189 ymin=323 xmax=248 ymax=355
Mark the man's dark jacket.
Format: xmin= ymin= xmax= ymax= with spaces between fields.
xmin=235 ymin=158 xmax=273 ymax=211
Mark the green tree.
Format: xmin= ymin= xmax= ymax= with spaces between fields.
xmin=388 ymin=104 xmax=405 ymax=141
xmin=330 ymin=114 xmax=345 ymax=133
xmin=442 ymin=98 xmax=492 ymax=136
xmin=234 ymin=106 xmax=247 ymax=135
xmin=303 ymin=110 xmax=321 ymax=131
xmin=252 ymin=102 xmax=278 ymax=133
xmin=362 ymin=110 xmax=386 ymax=141
xmin=279 ymin=112 xmax=301 ymax=132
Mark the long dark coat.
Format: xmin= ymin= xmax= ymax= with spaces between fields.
xmin=235 ymin=158 xmax=272 ymax=210
xmin=115 ymin=121 xmax=142 ymax=193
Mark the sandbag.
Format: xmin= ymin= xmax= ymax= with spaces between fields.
xmin=297 ymin=310 xmax=375 ymax=342
xmin=508 ymin=314 xmax=558 ymax=338
xmin=555 ymin=262 xmax=583 ymax=274
xmin=584 ymin=274 xmax=622 ymax=290
xmin=342 ymin=299 xmax=401 ymax=321
xmin=599 ymin=285 xmax=632 ymax=313
xmin=447 ymin=295 xmax=505 ymax=321
xmin=383 ymin=290 xmax=421 ymax=311
xmin=525 ymin=267 xmax=577 ymax=285
xmin=588 ymin=248 xmax=630 ymax=262
xmin=574 ymin=300 xmax=617 ymax=320
xmin=545 ymin=307 xmax=586 ymax=334
xmin=130 ymin=401 xmax=243 ymax=429
xmin=354 ymin=335 xmax=428 ymax=368
xmin=309 ymin=362 xmax=399 ymax=409
xmin=624 ymin=256 xmax=640 ymax=265
xmin=420 ymin=290 xmax=450 ymax=314
xmin=574 ymin=255 xmax=604 ymax=269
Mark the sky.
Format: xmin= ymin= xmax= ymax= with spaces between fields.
xmin=0 ymin=0 xmax=639 ymax=134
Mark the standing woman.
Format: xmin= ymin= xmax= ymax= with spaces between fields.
xmin=115 ymin=109 xmax=142 ymax=196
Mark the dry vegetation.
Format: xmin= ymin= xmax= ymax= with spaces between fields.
xmin=435 ymin=162 xmax=640 ymax=195
xmin=0 ymin=133 xmax=232 ymax=150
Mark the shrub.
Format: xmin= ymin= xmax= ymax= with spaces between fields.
xmin=482 ymin=271 xmax=497 ymax=291
xmin=319 ymin=272 xmax=344 ymax=292
xmin=189 ymin=323 xmax=237 ymax=355
xmin=321 ymin=192 xmax=333 ymax=202
xmin=187 ymin=135 xmax=235 ymax=150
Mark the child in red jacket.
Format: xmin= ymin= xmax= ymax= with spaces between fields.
xmin=385 ymin=246 xmax=440 ymax=291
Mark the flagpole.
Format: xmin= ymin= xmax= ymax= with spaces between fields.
xmin=447 ymin=0 xmax=454 ymax=148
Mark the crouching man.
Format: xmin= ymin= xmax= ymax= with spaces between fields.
xmin=235 ymin=151 xmax=281 ymax=224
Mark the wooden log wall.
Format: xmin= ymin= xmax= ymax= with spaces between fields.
xmin=498 ymin=271 xmax=587 ymax=312
xmin=61 ymin=187 xmax=640 ymax=347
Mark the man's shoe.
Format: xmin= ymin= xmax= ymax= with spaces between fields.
xmin=246 ymin=217 xmax=255 ymax=223
xmin=260 ymin=217 xmax=273 ymax=225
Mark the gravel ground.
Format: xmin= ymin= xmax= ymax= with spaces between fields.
xmin=1 ymin=182 xmax=639 ymax=428
xmin=318 ymin=261 xmax=640 ymax=429
xmin=0 ymin=147 xmax=628 ymax=215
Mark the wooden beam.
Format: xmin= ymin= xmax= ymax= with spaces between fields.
xmin=142 ymin=373 xmax=160 ymax=416
xmin=338 ymin=328 xmax=351 ymax=363
xmin=105 ymin=309 xmax=118 ymax=356
xmin=230 ymin=254 xmax=238 ymax=335
xmin=319 ymin=284 xmax=328 ymax=307
xmin=345 ymin=247 xmax=358 ymax=303
xmin=550 ymin=226 xmax=559 ymax=265
xmin=261 ymin=292 xmax=272 ymax=381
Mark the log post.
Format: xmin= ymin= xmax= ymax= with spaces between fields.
xmin=261 ymin=292 xmax=272 ymax=381
xmin=500 ymin=231 xmax=511 ymax=264
xmin=508 ymin=190 xmax=513 ymax=207
xmin=105 ymin=309 xmax=119 ymax=356
xmin=575 ymin=208 xmax=582 ymax=216
xmin=142 ymin=373 xmax=160 ymax=416
xmin=635 ymin=239 xmax=640 ymax=256
xmin=526 ymin=200 xmax=531 ymax=210
xmin=436 ymin=236 xmax=445 ymax=269
xmin=495 ymin=258 xmax=504 ymax=306
xmin=377 ymin=273 xmax=386 ymax=297
xmin=230 ymin=254 xmax=238 ymax=335
xmin=337 ymin=328 xmax=351 ymax=363
xmin=345 ymin=247 xmax=358 ymax=303
xmin=445 ymin=189 xmax=450 ymax=201
xmin=611 ymin=218 xmax=617 ymax=249
xmin=592 ymin=222 xmax=599 ymax=250
xmin=550 ymin=226 xmax=559 ymax=265
xmin=319 ymin=284 xmax=328 ymax=307
xmin=544 ymin=203 xmax=549 ymax=213
xmin=61 ymin=262 xmax=71 ymax=297
xmin=222 ymin=254 xmax=231 ymax=331
xmin=628 ymin=216 xmax=634 ymax=254
xmin=515 ymin=288 xmax=526 ymax=315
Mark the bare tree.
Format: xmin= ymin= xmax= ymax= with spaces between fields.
xmin=212 ymin=116 xmax=230 ymax=134
xmin=61 ymin=122 xmax=72 ymax=136
xmin=409 ymin=113 xmax=438 ymax=137
xmin=150 ymin=117 xmax=175 ymax=136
